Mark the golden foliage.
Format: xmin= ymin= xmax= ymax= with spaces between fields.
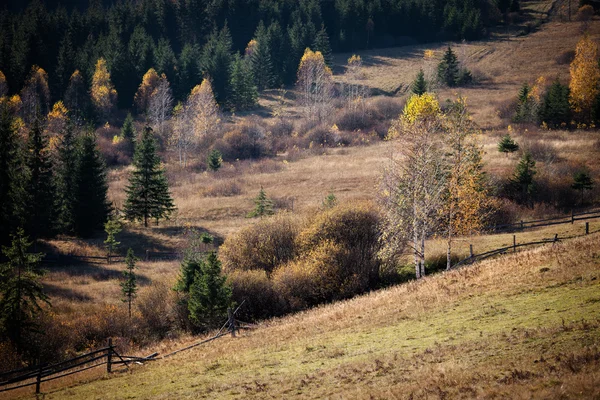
xmin=347 ymin=54 xmax=362 ymax=67
xmin=91 ymin=58 xmax=117 ymax=117
xmin=46 ymin=101 xmax=69 ymax=137
xmin=388 ymin=93 xmax=441 ymax=139
xmin=424 ymin=49 xmax=435 ymax=59
xmin=20 ymin=65 xmax=50 ymax=121
xmin=245 ymin=39 xmax=258 ymax=58
xmin=297 ymin=48 xmax=334 ymax=120
xmin=569 ymin=35 xmax=600 ymax=118
xmin=134 ymin=68 xmax=160 ymax=113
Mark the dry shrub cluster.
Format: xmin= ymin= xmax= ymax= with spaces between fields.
xmin=202 ymin=179 xmax=244 ymax=197
xmin=96 ymin=125 xmax=133 ymax=167
xmin=214 ymin=120 xmax=272 ymax=161
xmin=221 ymin=203 xmax=381 ymax=319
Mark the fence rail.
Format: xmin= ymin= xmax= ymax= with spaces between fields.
xmin=0 ymin=305 xmax=250 ymax=395
xmin=487 ymin=208 xmax=600 ymax=233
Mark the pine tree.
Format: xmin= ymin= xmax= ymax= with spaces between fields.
xmin=0 ymin=228 xmax=49 ymax=351
xmin=437 ymin=47 xmax=459 ymax=87
xmin=74 ymin=134 xmax=110 ymax=237
xmin=121 ymin=112 xmax=136 ymax=142
xmin=497 ymin=134 xmax=519 ymax=155
xmin=412 ymin=69 xmax=427 ymax=96
xmin=229 ymin=54 xmax=258 ymax=111
xmin=0 ymin=104 xmax=26 ymax=246
xmin=104 ymin=215 xmax=121 ymax=263
xmin=249 ymin=22 xmax=274 ymax=91
xmin=187 ymin=251 xmax=232 ymax=330
xmin=539 ymin=80 xmax=571 ymax=128
xmin=25 ymin=117 xmax=55 ymax=239
xmin=511 ymin=151 xmax=536 ymax=207
xmin=247 ymin=186 xmax=274 ymax=218
xmin=201 ymin=25 xmax=233 ymax=105
xmin=207 ymin=149 xmax=222 ymax=171
xmin=313 ymin=25 xmax=333 ymax=68
xmin=121 ymin=248 xmax=138 ymax=319
xmin=124 ymin=127 xmax=175 ymax=227
xmin=55 ymin=122 xmax=78 ymax=234
xmin=514 ymin=83 xmax=535 ymax=122
xmin=572 ymin=171 xmax=594 ymax=205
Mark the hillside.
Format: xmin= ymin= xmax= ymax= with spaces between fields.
xmin=36 ymin=233 xmax=600 ymax=399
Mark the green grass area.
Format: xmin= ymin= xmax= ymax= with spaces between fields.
xmin=33 ymin=233 xmax=600 ymax=400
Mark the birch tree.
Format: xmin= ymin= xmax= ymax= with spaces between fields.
xmin=134 ymin=68 xmax=160 ymax=115
xmin=148 ymin=73 xmax=173 ymax=136
xmin=379 ymin=114 xmax=446 ymax=279
xmin=296 ymin=48 xmax=334 ymax=122
xmin=344 ymin=55 xmax=370 ymax=123
xmin=20 ymin=66 xmax=50 ymax=124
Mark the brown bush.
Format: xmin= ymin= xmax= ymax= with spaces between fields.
xmin=136 ymin=282 xmax=177 ymax=341
xmin=220 ymin=213 xmax=301 ymax=275
xmin=334 ymin=108 xmax=374 ymax=132
xmin=556 ymin=49 xmax=576 ymax=65
xmin=215 ymin=120 xmax=271 ymax=160
xmin=203 ymin=180 xmax=244 ymax=197
xmin=371 ymin=97 xmax=404 ymax=120
xmin=96 ymin=133 xmax=133 ymax=167
xmin=296 ymin=202 xmax=381 ymax=288
xmin=305 ymin=124 xmax=338 ymax=147
xmin=227 ymin=269 xmax=286 ymax=320
xmin=576 ymin=5 xmax=595 ymax=21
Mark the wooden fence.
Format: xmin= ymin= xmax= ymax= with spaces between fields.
xmin=0 ymin=304 xmax=252 ymax=395
xmin=487 ymin=208 xmax=600 ymax=233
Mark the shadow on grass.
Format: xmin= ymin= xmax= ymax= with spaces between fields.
xmin=43 ymin=283 xmax=93 ymax=302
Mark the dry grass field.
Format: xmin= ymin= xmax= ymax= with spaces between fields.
xmin=20 ymin=232 xmax=600 ymax=399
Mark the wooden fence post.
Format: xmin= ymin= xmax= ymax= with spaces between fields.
xmin=469 ymin=244 xmax=473 ymax=258
xmin=35 ymin=362 xmax=42 ymax=394
xmin=513 ymin=235 xmax=516 ymax=253
xmin=554 ymin=234 xmax=558 ymax=242
xmin=520 ymin=220 xmax=524 ymax=230
xmin=586 ymin=222 xmax=589 ymax=235
xmin=571 ymin=210 xmax=574 ymax=224
xmin=228 ymin=308 xmax=236 ymax=338
xmin=145 ymin=250 xmax=150 ymax=262
xmin=107 ymin=338 xmax=113 ymax=373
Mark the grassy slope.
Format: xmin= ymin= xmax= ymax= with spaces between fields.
xmin=40 ymin=233 xmax=600 ymax=399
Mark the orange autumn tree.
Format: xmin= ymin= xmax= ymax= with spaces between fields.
xmin=569 ymin=34 xmax=600 ymax=122
xmin=134 ymin=68 xmax=160 ymax=114
xmin=20 ymin=65 xmax=50 ymax=124
xmin=91 ymin=58 xmax=117 ymax=119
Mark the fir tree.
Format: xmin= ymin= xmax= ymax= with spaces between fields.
xmin=323 ymin=192 xmax=338 ymax=209
xmin=74 ymin=133 xmax=111 ymax=237
xmin=572 ymin=171 xmax=594 ymax=205
xmin=0 ymin=229 xmax=49 ymax=351
xmin=201 ymin=25 xmax=233 ymax=105
xmin=104 ymin=215 xmax=121 ymax=263
xmin=121 ymin=112 xmax=136 ymax=142
xmin=25 ymin=117 xmax=55 ymax=239
xmin=55 ymin=122 xmax=78 ymax=234
xmin=497 ymin=134 xmax=519 ymax=155
xmin=412 ymin=69 xmax=427 ymax=96
xmin=250 ymin=22 xmax=274 ymax=91
xmin=124 ymin=127 xmax=175 ymax=227
xmin=121 ymin=248 xmax=138 ymax=319
xmin=0 ymin=104 xmax=26 ymax=246
xmin=313 ymin=25 xmax=333 ymax=68
xmin=514 ymin=83 xmax=535 ymax=122
xmin=207 ymin=149 xmax=222 ymax=171
xmin=539 ymin=80 xmax=570 ymax=128
xmin=229 ymin=54 xmax=258 ymax=111
xmin=247 ymin=186 xmax=274 ymax=218
xmin=187 ymin=251 xmax=232 ymax=331
xmin=511 ymin=151 xmax=536 ymax=207
xmin=437 ymin=47 xmax=459 ymax=87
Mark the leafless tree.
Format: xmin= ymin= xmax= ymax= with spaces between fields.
xmin=148 ymin=74 xmax=173 ymax=137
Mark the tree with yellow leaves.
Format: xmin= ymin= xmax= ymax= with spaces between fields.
xmin=91 ymin=58 xmax=117 ymax=120
xmin=387 ymin=93 xmax=441 ymax=139
xmin=64 ymin=70 xmax=89 ymax=123
xmin=569 ymin=34 xmax=600 ymax=122
xmin=134 ymin=68 xmax=160 ymax=115
xmin=343 ymin=55 xmax=370 ymax=123
xmin=46 ymin=101 xmax=69 ymax=149
xmin=296 ymin=48 xmax=334 ymax=121
xmin=0 ymin=70 xmax=7 ymax=98
xmin=441 ymin=98 xmax=491 ymax=269
xmin=20 ymin=66 xmax=50 ymax=124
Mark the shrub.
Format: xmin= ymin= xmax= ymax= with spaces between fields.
xmin=305 ymin=124 xmax=337 ymax=147
xmin=136 ymin=282 xmax=177 ymax=341
xmin=296 ymin=202 xmax=381 ymax=289
xmin=203 ymin=180 xmax=244 ymax=197
xmin=334 ymin=108 xmax=374 ymax=132
xmin=227 ymin=269 xmax=286 ymax=320
xmin=215 ymin=120 xmax=271 ymax=161
xmin=371 ymin=97 xmax=404 ymax=120
xmin=576 ymin=4 xmax=594 ymax=21
xmin=220 ymin=213 xmax=301 ymax=275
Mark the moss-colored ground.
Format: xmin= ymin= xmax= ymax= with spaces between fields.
xmin=31 ymin=233 xmax=600 ymax=400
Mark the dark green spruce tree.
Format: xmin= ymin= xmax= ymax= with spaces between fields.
xmin=121 ymin=112 xmax=136 ymax=142
xmin=201 ymin=25 xmax=233 ymax=105
xmin=74 ymin=134 xmax=111 ymax=237
xmin=412 ymin=69 xmax=427 ymax=95
xmin=572 ymin=171 xmax=594 ymax=205
xmin=229 ymin=54 xmax=258 ymax=111
xmin=0 ymin=104 xmax=26 ymax=246
xmin=437 ymin=46 xmax=459 ymax=87
xmin=539 ymin=80 xmax=570 ymax=128
xmin=497 ymin=133 xmax=519 ymax=155
xmin=187 ymin=252 xmax=232 ymax=331
xmin=207 ymin=149 xmax=222 ymax=171
xmin=124 ymin=127 xmax=175 ymax=227
xmin=56 ymin=122 xmax=78 ymax=234
xmin=247 ymin=186 xmax=274 ymax=218
xmin=511 ymin=151 xmax=536 ymax=207
xmin=250 ymin=21 xmax=274 ymax=92
xmin=0 ymin=228 xmax=49 ymax=352
xmin=121 ymin=248 xmax=138 ymax=319
xmin=25 ymin=117 xmax=55 ymax=239
xmin=313 ymin=25 xmax=333 ymax=68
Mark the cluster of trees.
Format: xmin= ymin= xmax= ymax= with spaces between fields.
xmin=411 ymin=46 xmax=472 ymax=96
xmin=0 ymin=0 xmax=503 ymax=113
xmin=513 ymin=34 xmax=600 ymax=127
